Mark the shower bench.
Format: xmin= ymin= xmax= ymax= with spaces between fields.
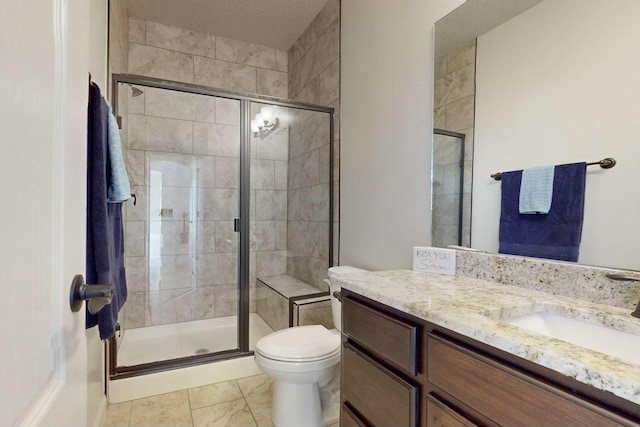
xmin=256 ymin=275 xmax=333 ymax=331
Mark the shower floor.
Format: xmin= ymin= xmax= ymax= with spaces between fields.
xmin=117 ymin=313 xmax=273 ymax=367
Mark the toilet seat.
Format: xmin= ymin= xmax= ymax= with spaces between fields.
xmin=255 ymin=325 xmax=340 ymax=362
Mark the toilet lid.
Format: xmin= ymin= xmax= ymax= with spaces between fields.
xmin=255 ymin=325 xmax=340 ymax=361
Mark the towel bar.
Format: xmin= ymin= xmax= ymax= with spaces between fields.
xmin=490 ymin=157 xmax=616 ymax=181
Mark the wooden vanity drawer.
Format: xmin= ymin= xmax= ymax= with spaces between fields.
xmin=343 ymin=342 xmax=418 ymax=427
xmin=341 ymin=404 xmax=369 ymax=427
xmin=427 ymin=334 xmax=627 ymax=427
xmin=343 ymin=295 xmax=419 ymax=375
xmin=427 ymin=395 xmax=478 ymax=427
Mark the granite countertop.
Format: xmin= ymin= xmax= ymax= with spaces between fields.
xmin=334 ymin=269 xmax=640 ymax=405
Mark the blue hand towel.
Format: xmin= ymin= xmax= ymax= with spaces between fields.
xmin=499 ymin=162 xmax=587 ymax=262
xmin=105 ymin=100 xmax=131 ymax=203
xmin=519 ymin=165 xmax=555 ymax=214
xmin=86 ymin=83 xmax=128 ymax=340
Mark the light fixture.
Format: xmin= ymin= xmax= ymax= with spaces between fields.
xmin=252 ymin=106 xmax=278 ymax=137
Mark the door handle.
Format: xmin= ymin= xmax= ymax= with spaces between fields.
xmin=69 ymin=274 xmax=114 ymax=314
xmin=234 ymin=218 xmax=240 ymax=232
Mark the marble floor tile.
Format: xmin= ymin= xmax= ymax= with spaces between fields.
xmin=130 ymin=390 xmax=193 ymax=427
xmin=237 ymin=375 xmax=272 ymax=399
xmin=188 ymin=380 xmax=244 ymax=410
xmin=103 ymin=401 xmax=132 ymax=427
xmin=105 ymin=374 xmax=283 ymax=427
xmin=243 ymin=397 xmax=274 ymax=427
xmin=191 ymin=399 xmax=257 ymax=427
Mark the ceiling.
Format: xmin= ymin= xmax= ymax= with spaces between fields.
xmin=127 ymin=0 xmax=329 ymax=51
xmin=435 ymin=0 xmax=542 ymax=59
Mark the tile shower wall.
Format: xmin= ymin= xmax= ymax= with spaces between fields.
xmin=286 ymin=109 xmax=331 ymax=290
xmin=122 ymin=21 xmax=292 ymax=328
xmin=127 ymin=18 xmax=288 ymax=98
xmin=288 ymin=0 xmax=340 ymax=266
xmin=434 ymin=39 xmax=476 ymax=247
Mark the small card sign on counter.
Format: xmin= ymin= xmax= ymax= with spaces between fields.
xmin=413 ymin=246 xmax=456 ymax=275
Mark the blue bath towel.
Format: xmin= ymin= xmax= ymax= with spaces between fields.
xmin=86 ymin=83 xmax=128 ymax=340
xmin=499 ymin=162 xmax=587 ymax=262
xmin=105 ymin=100 xmax=131 ymax=203
xmin=519 ymin=165 xmax=555 ymax=214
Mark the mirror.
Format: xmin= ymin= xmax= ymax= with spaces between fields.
xmin=433 ymin=0 xmax=640 ymax=271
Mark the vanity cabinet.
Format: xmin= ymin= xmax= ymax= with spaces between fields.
xmin=340 ymin=289 xmax=640 ymax=427
xmin=341 ymin=293 xmax=423 ymax=426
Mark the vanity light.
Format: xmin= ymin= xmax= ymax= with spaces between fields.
xmin=252 ymin=106 xmax=278 ymax=137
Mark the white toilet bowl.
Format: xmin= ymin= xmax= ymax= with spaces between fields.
xmin=255 ymin=325 xmax=341 ymax=427
xmin=254 ymin=266 xmax=367 ymax=427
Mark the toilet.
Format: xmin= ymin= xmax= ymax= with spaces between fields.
xmin=254 ymin=266 xmax=367 ymax=427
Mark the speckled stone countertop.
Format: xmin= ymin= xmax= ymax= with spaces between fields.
xmin=335 ymin=269 xmax=640 ymax=405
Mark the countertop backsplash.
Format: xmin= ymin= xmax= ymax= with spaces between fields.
xmin=455 ymin=251 xmax=640 ymax=311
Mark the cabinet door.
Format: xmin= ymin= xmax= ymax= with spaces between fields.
xmin=343 ymin=343 xmax=418 ymax=427
xmin=427 ymin=395 xmax=478 ymax=427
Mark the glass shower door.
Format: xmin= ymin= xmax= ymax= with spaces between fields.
xmin=116 ymin=81 xmax=243 ymax=367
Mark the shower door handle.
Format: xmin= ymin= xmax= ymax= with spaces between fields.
xmin=234 ymin=218 xmax=240 ymax=233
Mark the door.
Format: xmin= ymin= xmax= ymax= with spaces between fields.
xmin=1 ymin=1 xmax=90 ymax=425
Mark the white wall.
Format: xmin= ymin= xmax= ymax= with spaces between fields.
xmin=472 ymin=0 xmax=640 ymax=270
xmin=340 ymin=0 xmax=465 ymax=270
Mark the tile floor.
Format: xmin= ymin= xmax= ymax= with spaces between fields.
xmin=103 ymin=373 xmax=340 ymax=427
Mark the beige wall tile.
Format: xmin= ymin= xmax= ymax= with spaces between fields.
xmin=255 ymin=250 xmax=287 ymax=276
xmin=216 ymin=37 xmax=275 ymax=69
xmin=255 ymin=190 xmax=287 ymax=220
xmin=215 ymin=98 xmax=240 ymax=125
xmin=200 ymin=252 xmax=237 ymax=285
xmin=125 ymin=221 xmax=146 ymax=256
xmin=126 ymin=149 xmax=145 ymax=186
xmin=275 ymin=49 xmax=288 ymax=72
xmin=215 ymin=221 xmax=238 ymax=252
xmin=129 ymin=43 xmax=194 ymax=83
xmin=194 ymin=56 xmax=257 ymax=93
xmin=252 ymin=159 xmax=275 ymax=190
xmin=214 ymin=156 xmax=240 ymax=189
xmin=294 ymin=58 xmax=339 ymax=106
xmin=193 ymin=122 xmax=240 ymax=157
xmin=128 ymin=18 xmax=145 ymax=44
xmin=251 ymin=221 xmax=276 ymax=251
xmin=213 ymin=284 xmax=239 ymax=317
xmin=146 ymin=21 xmax=215 ymax=58
xmin=144 ymin=87 xmax=196 ymax=120
xmin=446 ymin=38 xmax=476 ymax=74
xmin=256 ymin=68 xmax=287 ymax=98
xmin=255 ymin=282 xmax=288 ymax=330
xmin=287 ymin=61 xmax=301 ymax=99
xmin=203 ymin=189 xmax=239 ymax=220
xmin=299 ymin=19 xmax=339 ymax=88
xmin=445 ymin=94 xmax=475 ymax=131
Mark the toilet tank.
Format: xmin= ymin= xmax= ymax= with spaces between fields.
xmin=328 ymin=266 xmax=368 ymax=332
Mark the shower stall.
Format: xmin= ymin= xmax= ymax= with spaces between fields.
xmin=110 ymin=75 xmax=334 ymax=378
xmin=431 ymin=129 xmax=466 ymax=248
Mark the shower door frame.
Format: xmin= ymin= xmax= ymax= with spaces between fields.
xmin=109 ymin=74 xmax=335 ymax=379
xmin=432 ymin=128 xmax=466 ymax=247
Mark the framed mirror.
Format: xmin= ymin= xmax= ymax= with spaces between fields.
xmin=433 ymin=0 xmax=640 ymax=270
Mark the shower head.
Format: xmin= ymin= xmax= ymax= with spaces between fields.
xmin=130 ymin=85 xmax=144 ymax=97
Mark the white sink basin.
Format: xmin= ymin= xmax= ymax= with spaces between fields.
xmin=493 ymin=308 xmax=640 ymax=364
